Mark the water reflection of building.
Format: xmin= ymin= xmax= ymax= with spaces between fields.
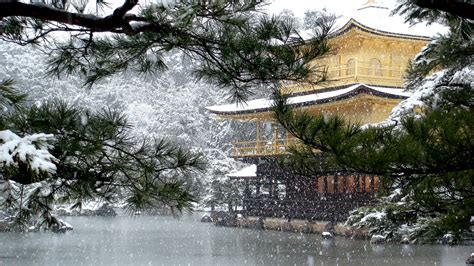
xmin=206 ymin=1 xmax=443 ymax=222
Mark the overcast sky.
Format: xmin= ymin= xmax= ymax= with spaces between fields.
xmin=266 ymin=0 xmax=398 ymax=17
xmin=133 ymin=0 xmax=400 ymax=20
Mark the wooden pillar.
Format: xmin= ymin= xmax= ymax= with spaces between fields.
xmin=323 ymin=175 xmax=328 ymax=194
xmin=256 ymin=178 xmax=261 ymax=195
xmin=244 ymin=179 xmax=250 ymax=211
xmin=355 ymin=174 xmax=360 ymax=193
xmin=314 ymin=176 xmax=319 ymax=194
xmin=269 ymin=178 xmax=273 ymax=198
xmin=354 ymin=58 xmax=358 ymax=76
xmin=338 ymin=54 xmax=342 ymax=77
xmin=256 ymin=120 xmax=261 ymax=155
xmin=370 ymin=175 xmax=375 ymax=193
xmin=272 ymin=121 xmax=279 ymax=154
xmin=334 ymin=173 xmax=338 ymax=193
xmin=362 ymin=175 xmax=367 ymax=193
xmin=389 ymin=53 xmax=393 ymax=77
xmin=255 ymin=178 xmax=261 ymax=215
xmin=340 ymin=174 xmax=346 ymax=193
xmin=284 ymin=129 xmax=288 ymax=150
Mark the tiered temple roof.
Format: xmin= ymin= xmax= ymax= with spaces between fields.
xmin=207 ymin=83 xmax=410 ymax=116
xmin=207 ymin=0 xmax=445 ymax=158
xmin=328 ymin=1 xmax=446 ymax=39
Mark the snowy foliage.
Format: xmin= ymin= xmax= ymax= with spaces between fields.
xmin=0 ymin=40 xmax=251 ymax=213
xmin=200 ymin=149 xmax=246 ymax=210
xmin=387 ymin=65 xmax=474 ymax=126
xmin=346 ymin=189 xmax=442 ymax=243
xmin=0 ymin=178 xmax=74 ymax=231
xmin=0 ymin=129 xmax=70 ymax=231
xmin=0 ymin=130 xmax=56 ymax=176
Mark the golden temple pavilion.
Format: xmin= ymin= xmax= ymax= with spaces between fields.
xmin=206 ymin=0 xmax=445 ymax=221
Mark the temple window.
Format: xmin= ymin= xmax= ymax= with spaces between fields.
xmin=369 ymin=58 xmax=382 ymax=76
xmin=346 ymin=59 xmax=355 ymax=75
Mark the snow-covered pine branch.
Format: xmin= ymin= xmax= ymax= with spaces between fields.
xmin=0 ymin=130 xmax=56 ymax=177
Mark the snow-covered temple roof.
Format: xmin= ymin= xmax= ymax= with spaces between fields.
xmin=333 ymin=3 xmax=446 ymax=39
xmin=301 ymin=0 xmax=447 ymax=40
xmin=206 ymin=1 xmax=440 ymax=117
xmin=206 ymin=83 xmax=411 ymax=115
xmin=227 ymin=164 xmax=257 ymax=178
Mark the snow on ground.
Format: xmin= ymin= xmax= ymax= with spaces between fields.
xmin=227 ymin=164 xmax=257 ymax=178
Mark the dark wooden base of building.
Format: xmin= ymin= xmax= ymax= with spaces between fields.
xmin=234 ymin=160 xmax=379 ymax=222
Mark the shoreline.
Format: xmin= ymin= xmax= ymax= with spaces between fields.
xmin=212 ymin=214 xmax=371 ymax=239
xmin=207 ymin=213 xmax=474 ymax=246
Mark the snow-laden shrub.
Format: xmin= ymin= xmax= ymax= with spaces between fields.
xmin=0 ymin=179 xmax=72 ymax=231
xmin=346 ymin=188 xmax=463 ymax=244
xmin=0 ymin=130 xmax=70 ymax=231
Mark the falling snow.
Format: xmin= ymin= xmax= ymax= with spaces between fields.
xmin=0 ymin=0 xmax=472 ymax=264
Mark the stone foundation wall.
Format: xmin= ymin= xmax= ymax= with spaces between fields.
xmin=235 ymin=216 xmax=370 ymax=239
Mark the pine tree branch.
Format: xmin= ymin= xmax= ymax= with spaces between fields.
xmin=413 ymin=0 xmax=474 ymax=20
xmin=0 ymin=0 xmax=140 ymax=34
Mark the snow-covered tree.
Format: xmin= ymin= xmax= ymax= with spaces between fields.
xmin=201 ymin=149 xmax=243 ymax=212
xmin=0 ymin=81 xmax=206 ymax=230
xmin=0 ymin=0 xmax=331 ymax=102
xmin=0 ymin=41 xmax=255 ymax=216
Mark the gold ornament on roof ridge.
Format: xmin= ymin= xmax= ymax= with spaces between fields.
xmin=363 ymin=0 xmax=378 ymax=5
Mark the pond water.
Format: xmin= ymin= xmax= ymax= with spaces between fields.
xmin=0 ymin=214 xmax=472 ymax=265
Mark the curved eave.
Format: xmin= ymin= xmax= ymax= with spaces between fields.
xmin=329 ymin=18 xmax=432 ymax=41
xmin=206 ymin=84 xmax=409 ymax=116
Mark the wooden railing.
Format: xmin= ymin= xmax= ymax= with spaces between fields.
xmin=231 ymin=138 xmax=300 ymax=158
xmin=229 ymin=61 xmax=406 ymax=158
xmin=282 ymin=61 xmax=405 ymax=94
xmin=327 ymin=60 xmax=404 ymax=78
